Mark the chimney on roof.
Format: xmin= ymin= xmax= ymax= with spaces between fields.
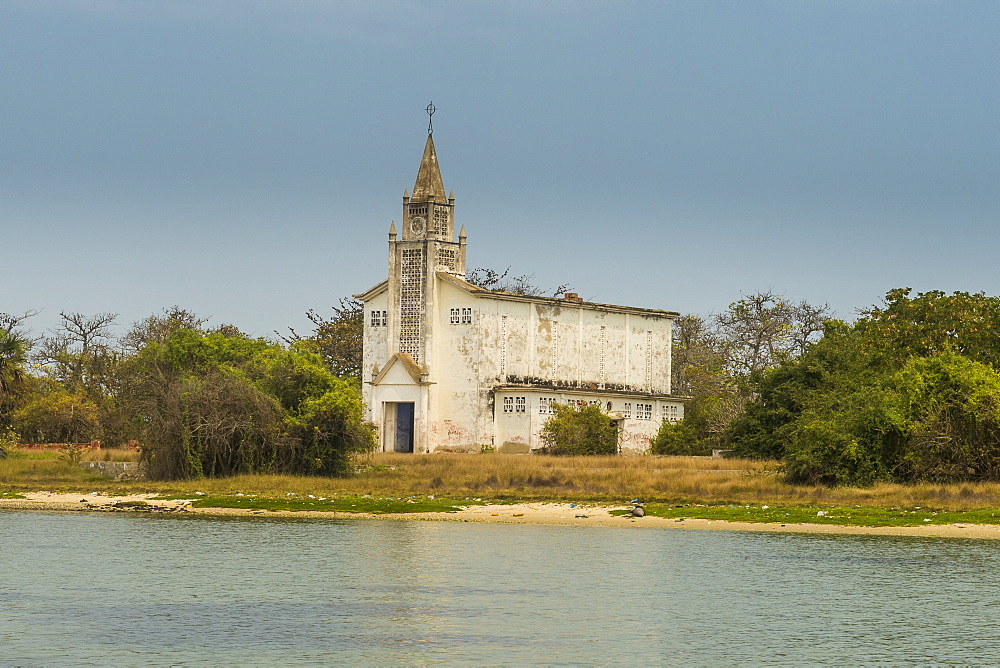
xmin=562 ymin=292 xmax=583 ymax=303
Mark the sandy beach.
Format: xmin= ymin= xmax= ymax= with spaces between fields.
xmin=3 ymin=491 xmax=1000 ymax=540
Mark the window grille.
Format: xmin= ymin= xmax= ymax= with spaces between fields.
xmin=539 ymin=397 xmax=556 ymax=415
xmin=637 ymin=403 xmax=652 ymax=420
xmin=515 ymin=397 xmax=526 ymax=413
xmin=450 ymin=308 xmax=460 ymax=324
xmin=503 ymin=397 xmax=514 ymax=413
xmin=461 ymin=308 xmax=473 ymax=324
xmin=662 ymin=405 xmax=680 ymax=423
xmin=622 ymin=402 xmax=632 ymax=419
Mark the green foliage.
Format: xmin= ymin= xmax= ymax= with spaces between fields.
xmin=731 ymin=288 xmax=1000 ymax=486
xmin=540 ymin=404 xmax=618 ymax=455
xmin=650 ymin=398 xmax=715 ymax=456
xmin=13 ymin=389 xmax=101 ymax=444
xmin=285 ymin=298 xmax=364 ymax=381
xmin=0 ymin=328 xmax=30 ymax=428
xmin=133 ymin=328 xmax=375 ymax=480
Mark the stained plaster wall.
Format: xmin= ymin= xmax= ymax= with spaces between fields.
xmin=363 ymin=272 xmax=683 ymax=454
xmin=361 ymin=289 xmax=390 ymax=432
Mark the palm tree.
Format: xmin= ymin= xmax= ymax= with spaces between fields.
xmin=0 ymin=329 xmax=28 ymax=400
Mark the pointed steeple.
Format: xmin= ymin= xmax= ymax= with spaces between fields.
xmin=411 ymin=134 xmax=446 ymax=203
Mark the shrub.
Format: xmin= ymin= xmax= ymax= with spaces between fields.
xmin=540 ymin=404 xmax=618 ymax=455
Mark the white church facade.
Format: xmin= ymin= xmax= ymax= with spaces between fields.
xmin=356 ymin=130 xmax=685 ymax=454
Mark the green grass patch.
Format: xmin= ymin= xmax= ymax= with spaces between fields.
xmin=612 ymin=504 xmax=1000 ymax=527
xmin=186 ymin=494 xmax=475 ymax=514
xmin=0 ymin=491 xmax=26 ymax=499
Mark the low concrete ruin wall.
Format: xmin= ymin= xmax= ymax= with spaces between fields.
xmin=78 ymin=461 xmax=146 ymax=480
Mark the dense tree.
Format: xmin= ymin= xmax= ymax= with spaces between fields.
xmin=131 ymin=328 xmax=375 ymax=480
xmin=730 ymin=289 xmax=1000 ymax=485
xmin=665 ymin=293 xmax=831 ymax=454
xmin=13 ymin=385 xmax=101 ymax=444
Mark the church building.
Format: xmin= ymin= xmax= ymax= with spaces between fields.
xmin=356 ymin=126 xmax=685 ymax=453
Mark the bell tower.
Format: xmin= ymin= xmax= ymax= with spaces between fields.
xmin=386 ymin=104 xmax=467 ymax=366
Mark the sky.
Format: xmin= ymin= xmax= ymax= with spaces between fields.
xmin=3 ymin=0 xmax=998 ymax=339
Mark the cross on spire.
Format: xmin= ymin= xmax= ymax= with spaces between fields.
xmin=426 ymin=101 xmax=436 ymax=135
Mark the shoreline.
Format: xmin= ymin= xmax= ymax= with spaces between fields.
xmin=4 ymin=492 xmax=1000 ymax=540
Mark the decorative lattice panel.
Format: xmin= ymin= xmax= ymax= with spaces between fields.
xmin=645 ymin=331 xmax=653 ymax=387
xmin=432 ymin=207 xmax=450 ymax=236
xmin=399 ymin=248 xmax=425 ymax=361
xmin=436 ymin=247 xmax=456 ymax=270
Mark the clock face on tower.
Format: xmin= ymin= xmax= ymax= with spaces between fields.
xmin=409 ymin=217 xmax=427 ymax=237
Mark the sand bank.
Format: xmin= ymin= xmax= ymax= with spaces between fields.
xmin=4 ymin=492 xmax=1000 ymax=540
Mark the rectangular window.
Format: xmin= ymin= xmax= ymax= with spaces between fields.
xmin=637 ymin=403 xmax=652 ymax=420
xmin=461 ymin=307 xmax=473 ymax=324
xmin=622 ymin=402 xmax=632 ymax=419
xmin=515 ymin=397 xmax=526 ymax=413
xmin=450 ymin=308 xmax=461 ymax=325
xmin=503 ymin=397 xmax=514 ymax=413
xmin=370 ymin=310 xmax=387 ymax=327
xmin=662 ymin=405 xmax=679 ymax=422
xmin=539 ymin=397 xmax=556 ymax=415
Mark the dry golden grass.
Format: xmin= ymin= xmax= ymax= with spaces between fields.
xmin=3 ymin=450 xmax=1000 ymax=510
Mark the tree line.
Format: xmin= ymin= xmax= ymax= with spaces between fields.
xmin=0 ymin=308 xmax=373 ymax=480
xmin=658 ymin=286 xmax=1000 ymax=487
xmin=5 ymin=281 xmax=995 ymax=487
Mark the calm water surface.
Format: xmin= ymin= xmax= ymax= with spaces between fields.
xmin=1 ymin=511 xmax=999 ymax=665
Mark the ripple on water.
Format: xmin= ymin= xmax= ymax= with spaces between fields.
xmin=2 ymin=512 xmax=1000 ymax=664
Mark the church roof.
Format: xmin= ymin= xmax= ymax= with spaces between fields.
xmin=436 ymin=272 xmax=680 ymax=318
xmin=371 ymin=352 xmax=428 ymax=385
xmin=411 ymin=134 xmax=446 ymax=202
xmin=353 ymin=279 xmax=388 ymax=302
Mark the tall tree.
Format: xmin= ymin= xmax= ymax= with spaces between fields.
xmin=121 ymin=306 xmax=206 ymax=352
xmin=36 ymin=311 xmax=118 ymax=394
xmin=284 ymin=298 xmax=364 ymax=380
xmin=0 ymin=330 xmax=30 ymax=428
xmin=714 ymin=290 xmax=831 ymax=380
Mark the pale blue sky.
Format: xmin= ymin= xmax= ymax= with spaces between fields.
xmin=3 ymin=0 xmax=998 ymax=338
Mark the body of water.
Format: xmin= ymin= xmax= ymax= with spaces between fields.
xmin=1 ymin=511 xmax=999 ymax=664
